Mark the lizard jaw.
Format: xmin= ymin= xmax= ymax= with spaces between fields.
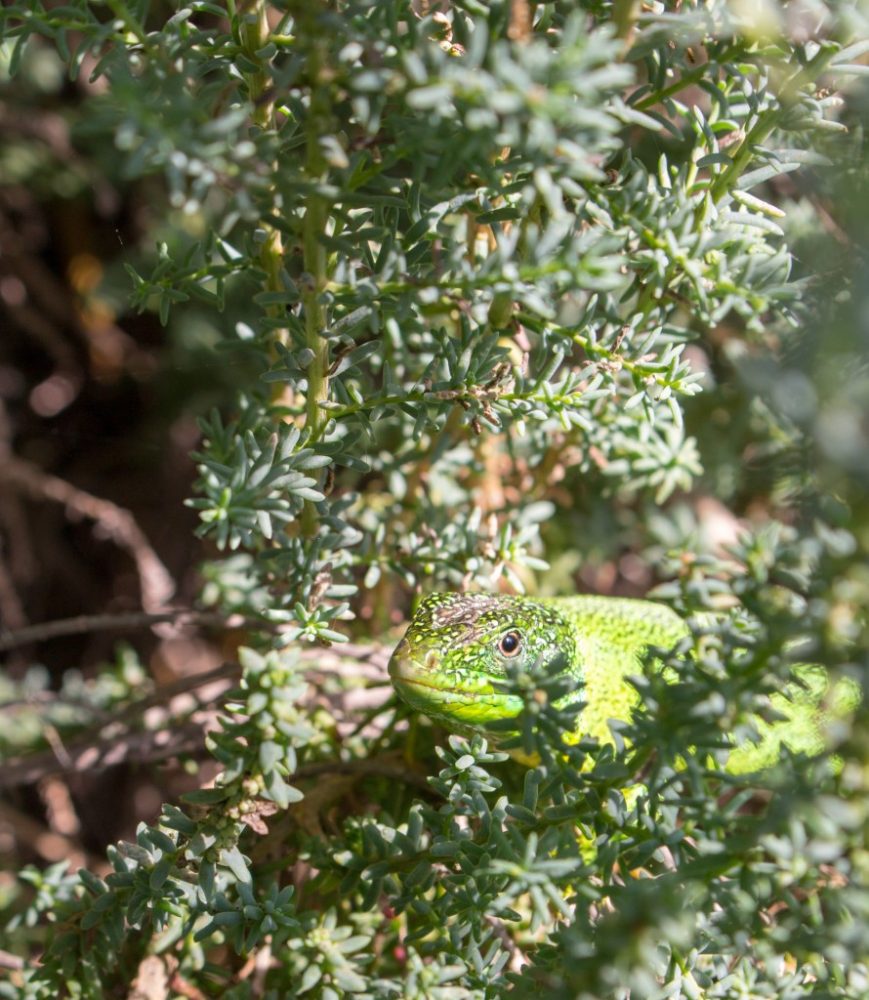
xmin=388 ymin=641 xmax=523 ymax=730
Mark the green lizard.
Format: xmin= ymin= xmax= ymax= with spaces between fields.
xmin=388 ymin=592 xmax=858 ymax=773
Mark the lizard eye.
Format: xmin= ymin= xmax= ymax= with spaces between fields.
xmin=498 ymin=630 xmax=522 ymax=657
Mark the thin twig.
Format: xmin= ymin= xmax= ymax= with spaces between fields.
xmin=0 ymin=660 xmax=240 ymax=788
xmin=0 ymin=644 xmax=393 ymax=789
xmin=2 ymin=454 xmax=175 ymax=612
xmin=293 ymin=757 xmax=431 ymax=792
xmin=0 ymin=716 xmax=423 ymax=792
xmin=0 ymin=719 xmax=212 ymax=789
xmin=0 ymin=608 xmax=276 ymax=653
xmin=0 ymin=608 xmax=397 ymax=658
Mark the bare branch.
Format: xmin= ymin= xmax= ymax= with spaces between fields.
xmin=0 ymin=719 xmax=213 ymax=789
xmin=0 ymin=608 xmax=276 ymax=653
xmin=2 ymin=454 xmax=175 ymax=612
xmin=0 ymin=645 xmax=394 ymax=789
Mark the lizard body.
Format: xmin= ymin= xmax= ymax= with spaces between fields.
xmin=388 ymin=593 xmax=857 ymax=773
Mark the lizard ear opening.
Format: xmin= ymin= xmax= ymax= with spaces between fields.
xmin=498 ymin=630 xmax=522 ymax=658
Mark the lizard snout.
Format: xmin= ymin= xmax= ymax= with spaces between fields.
xmin=387 ymin=638 xmax=414 ymax=682
xmin=388 ymin=638 xmax=440 ymax=683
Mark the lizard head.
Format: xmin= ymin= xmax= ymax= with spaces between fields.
xmin=389 ymin=592 xmax=577 ymax=734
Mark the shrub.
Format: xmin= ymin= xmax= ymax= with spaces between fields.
xmin=1 ymin=1 xmax=867 ymax=997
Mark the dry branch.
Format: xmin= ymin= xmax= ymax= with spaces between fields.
xmin=0 ymin=644 xmax=394 ymax=789
xmin=0 ymin=608 xmax=276 ymax=653
xmin=2 ymin=454 xmax=175 ymax=612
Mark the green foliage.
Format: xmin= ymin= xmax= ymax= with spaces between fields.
xmin=1 ymin=0 xmax=868 ymax=997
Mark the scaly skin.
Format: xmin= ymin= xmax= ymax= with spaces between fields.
xmin=389 ymin=593 xmax=858 ymax=773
